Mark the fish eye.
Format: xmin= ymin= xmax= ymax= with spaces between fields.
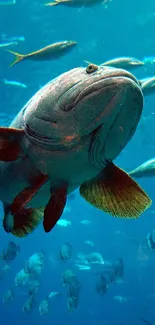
xmin=86 ymin=64 xmax=98 ymax=74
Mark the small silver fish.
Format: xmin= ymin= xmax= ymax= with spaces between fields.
xmin=4 ymin=79 xmax=27 ymax=89
xmin=81 ymin=220 xmax=93 ymax=225
xmin=84 ymin=240 xmax=94 ymax=247
xmin=0 ymin=41 xmax=17 ymax=48
xmin=140 ymin=77 xmax=155 ymax=96
xmin=57 ymin=219 xmax=71 ymax=227
xmin=85 ymin=57 xmax=144 ymax=70
xmin=0 ymin=0 xmax=16 ymax=5
xmin=1 ymin=35 xmax=25 ymax=42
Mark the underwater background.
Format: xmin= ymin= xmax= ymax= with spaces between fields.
xmin=1 ymin=0 xmax=155 ymax=324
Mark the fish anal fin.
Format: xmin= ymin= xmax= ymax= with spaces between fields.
xmin=43 ymin=186 xmax=67 ymax=233
xmin=80 ymin=162 xmax=152 ymax=219
xmin=0 ymin=127 xmax=24 ymax=162
xmin=11 ymin=174 xmax=48 ymax=215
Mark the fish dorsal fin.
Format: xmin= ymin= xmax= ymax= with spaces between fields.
xmin=0 ymin=127 xmax=25 ymax=161
xmin=43 ymin=186 xmax=67 ymax=233
xmin=80 ymin=163 xmax=152 ymax=219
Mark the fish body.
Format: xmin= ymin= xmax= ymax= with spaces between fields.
xmin=102 ymin=57 xmax=144 ymax=70
xmin=1 ymin=35 xmax=25 ymax=42
xmin=0 ymin=41 xmax=17 ymax=48
xmin=4 ymin=79 xmax=27 ymax=88
xmin=0 ymin=0 xmax=16 ymax=5
xmin=81 ymin=219 xmax=92 ymax=225
xmin=140 ymin=77 xmax=155 ymax=96
xmin=0 ymin=64 xmax=151 ymax=237
xmin=113 ymin=295 xmax=129 ymax=303
xmin=129 ymin=158 xmax=155 ymax=178
xmin=57 ymin=219 xmax=71 ymax=227
xmin=84 ymin=240 xmax=94 ymax=246
xmin=2 ymin=241 xmax=20 ymax=262
xmin=143 ymin=56 xmax=155 ymax=64
xmin=45 ymin=0 xmax=105 ymax=7
xmin=85 ymin=57 xmax=144 ymax=70
xmin=8 ymin=40 xmax=77 ymax=67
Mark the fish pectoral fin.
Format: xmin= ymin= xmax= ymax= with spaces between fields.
xmin=10 ymin=173 xmax=48 ymax=215
xmin=43 ymin=186 xmax=67 ymax=233
xmin=0 ymin=127 xmax=25 ymax=162
xmin=80 ymin=162 xmax=152 ymax=219
xmin=3 ymin=207 xmax=44 ymax=238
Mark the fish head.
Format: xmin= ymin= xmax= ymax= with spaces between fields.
xmin=59 ymin=40 xmax=77 ymax=49
xmin=22 ymin=64 xmax=143 ymax=168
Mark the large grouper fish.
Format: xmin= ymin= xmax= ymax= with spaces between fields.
xmin=0 ymin=63 xmax=152 ymax=238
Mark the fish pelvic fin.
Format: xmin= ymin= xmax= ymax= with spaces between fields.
xmin=43 ymin=186 xmax=67 ymax=233
xmin=80 ymin=162 xmax=152 ymax=219
xmin=7 ymin=50 xmax=25 ymax=67
xmin=3 ymin=207 xmax=45 ymax=238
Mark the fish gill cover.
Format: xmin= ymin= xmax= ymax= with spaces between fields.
xmin=0 ymin=0 xmax=155 ymax=324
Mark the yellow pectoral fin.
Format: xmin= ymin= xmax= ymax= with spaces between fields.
xmin=80 ymin=163 xmax=152 ymax=219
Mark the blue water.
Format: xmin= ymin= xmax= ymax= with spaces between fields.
xmin=1 ymin=0 xmax=155 ymax=324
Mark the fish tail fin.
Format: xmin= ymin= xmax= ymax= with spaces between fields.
xmin=7 ymin=50 xmax=25 ymax=67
